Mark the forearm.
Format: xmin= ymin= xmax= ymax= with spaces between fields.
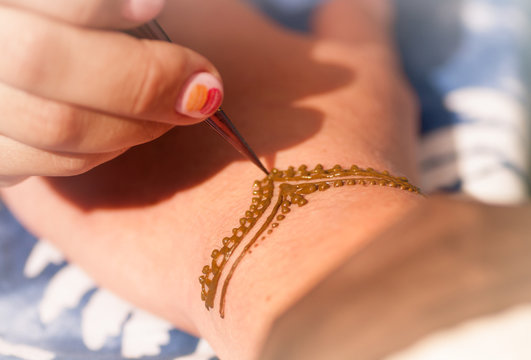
xmin=260 ymin=199 xmax=531 ymax=359
xmin=0 ymin=0 xmax=424 ymax=358
xmin=197 ymin=184 xmax=422 ymax=359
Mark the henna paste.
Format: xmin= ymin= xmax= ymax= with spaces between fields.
xmin=199 ymin=164 xmax=421 ymax=318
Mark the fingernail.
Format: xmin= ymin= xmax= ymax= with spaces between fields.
xmin=123 ymin=0 xmax=166 ymax=22
xmin=176 ymin=73 xmax=224 ymax=118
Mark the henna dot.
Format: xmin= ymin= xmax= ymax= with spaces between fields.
xmin=272 ymin=223 xmax=279 ymax=228
xmin=267 ymin=230 xmax=273 ymax=235
xmin=250 ymin=205 xmax=257 ymax=211
xmin=277 ymin=215 xmax=286 ymax=221
xmin=298 ymin=183 xmax=317 ymax=194
xmin=347 ymin=179 xmax=356 ymax=185
xmin=233 ymin=227 xmax=245 ymax=237
xmin=202 ymin=266 xmax=210 ymax=274
xmin=286 ymin=166 xmax=295 ymax=177
xmin=225 ymin=237 xmax=237 ymax=250
xmin=399 ymin=177 xmax=409 ymax=182
xmin=211 ymin=249 xmax=220 ymax=258
xmin=313 ymin=164 xmax=324 ymax=173
xmin=318 ymin=183 xmax=330 ymax=191
xmin=281 ymin=207 xmax=291 ymax=214
xmin=334 ymin=180 xmax=344 ymax=187
xmin=382 ymin=170 xmax=390 ymax=176
xmin=214 ymin=254 xmax=224 ymax=267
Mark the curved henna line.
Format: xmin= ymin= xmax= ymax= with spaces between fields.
xmin=201 ymin=178 xmax=275 ymax=309
xmin=219 ymin=195 xmax=284 ymax=318
xmin=218 ymin=177 xmax=386 ymax=317
xmin=200 ymin=165 xmax=422 ymax=317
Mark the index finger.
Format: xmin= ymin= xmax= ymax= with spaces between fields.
xmin=0 ymin=0 xmax=166 ymax=28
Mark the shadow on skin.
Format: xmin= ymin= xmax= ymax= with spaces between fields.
xmin=45 ymin=39 xmax=355 ymax=210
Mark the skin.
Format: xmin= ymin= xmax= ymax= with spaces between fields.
xmin=0 ymin=0 xmax=221 ymax=186
xmin=261 ymin=198 xmax=531 ymax=359
xmin=2 ymin=0 xmax=423 ymax=358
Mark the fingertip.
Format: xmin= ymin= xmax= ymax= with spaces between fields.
xmin=122 ymin=0 xmax=166 ymax=23
xmin=175 ymin=72 xmax=224 ymax=120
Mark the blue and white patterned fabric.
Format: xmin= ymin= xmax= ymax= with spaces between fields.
xmin=1 ymin=1 xmax=529 ymax=359
xmin=396 ymin=0 xmax=530 ymax=204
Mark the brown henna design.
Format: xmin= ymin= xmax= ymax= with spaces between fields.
xmin=199 ymin=164 xmax=421 ymax=318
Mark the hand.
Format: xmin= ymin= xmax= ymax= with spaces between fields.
xmin=2 ymin=0 xmax=420 ymax=358
xmin=0 ymin=0 xmax=224 ymax=186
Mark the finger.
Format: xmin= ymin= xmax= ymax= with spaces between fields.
xmin=0 ymin=135 xmax=126 ymax=187
xmin=0 ymin=7 xmax=224 ymax=125
xmin=312 ymin=0 xmax=394 ymax=44
xmin=0 ymin=84 xmax=173 ymax=153
xmin=0 ymin=0 xmax=166 ymax=28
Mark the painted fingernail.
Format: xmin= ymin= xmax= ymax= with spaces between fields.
xmin=123 ymin=0 xmax=166 ymax=22
xmin=176 ymin=73 xmax=224 ymax=118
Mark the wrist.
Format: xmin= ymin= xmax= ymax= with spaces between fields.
xmin=186 ymin=166 xmax=423 ymax=359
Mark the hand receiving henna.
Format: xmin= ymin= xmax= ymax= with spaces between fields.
xmin=1 ymin=1 xmax=421 ymax=359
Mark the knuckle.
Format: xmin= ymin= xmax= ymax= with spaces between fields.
xmin=66 ymin=0 xmax=112 ymax=26
xmin=128 ymin=42 xmax=188 ymax=116
xmin=37 ymin=106 xmax=84 ymax=150
xmin=67 ymin=2 xmax=99 ymax=25
xmin=53 ymin=154 xmax=98 ymax=176
xmin=129 ymin=54 xmax=167 ymax=116
xmin=9 ymin=24 xmax=53 ymax=86
xmin=0 ymin=175 xmax=27 ymax=188
xmin=138 ymin=121 xmax=173 ymax=143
